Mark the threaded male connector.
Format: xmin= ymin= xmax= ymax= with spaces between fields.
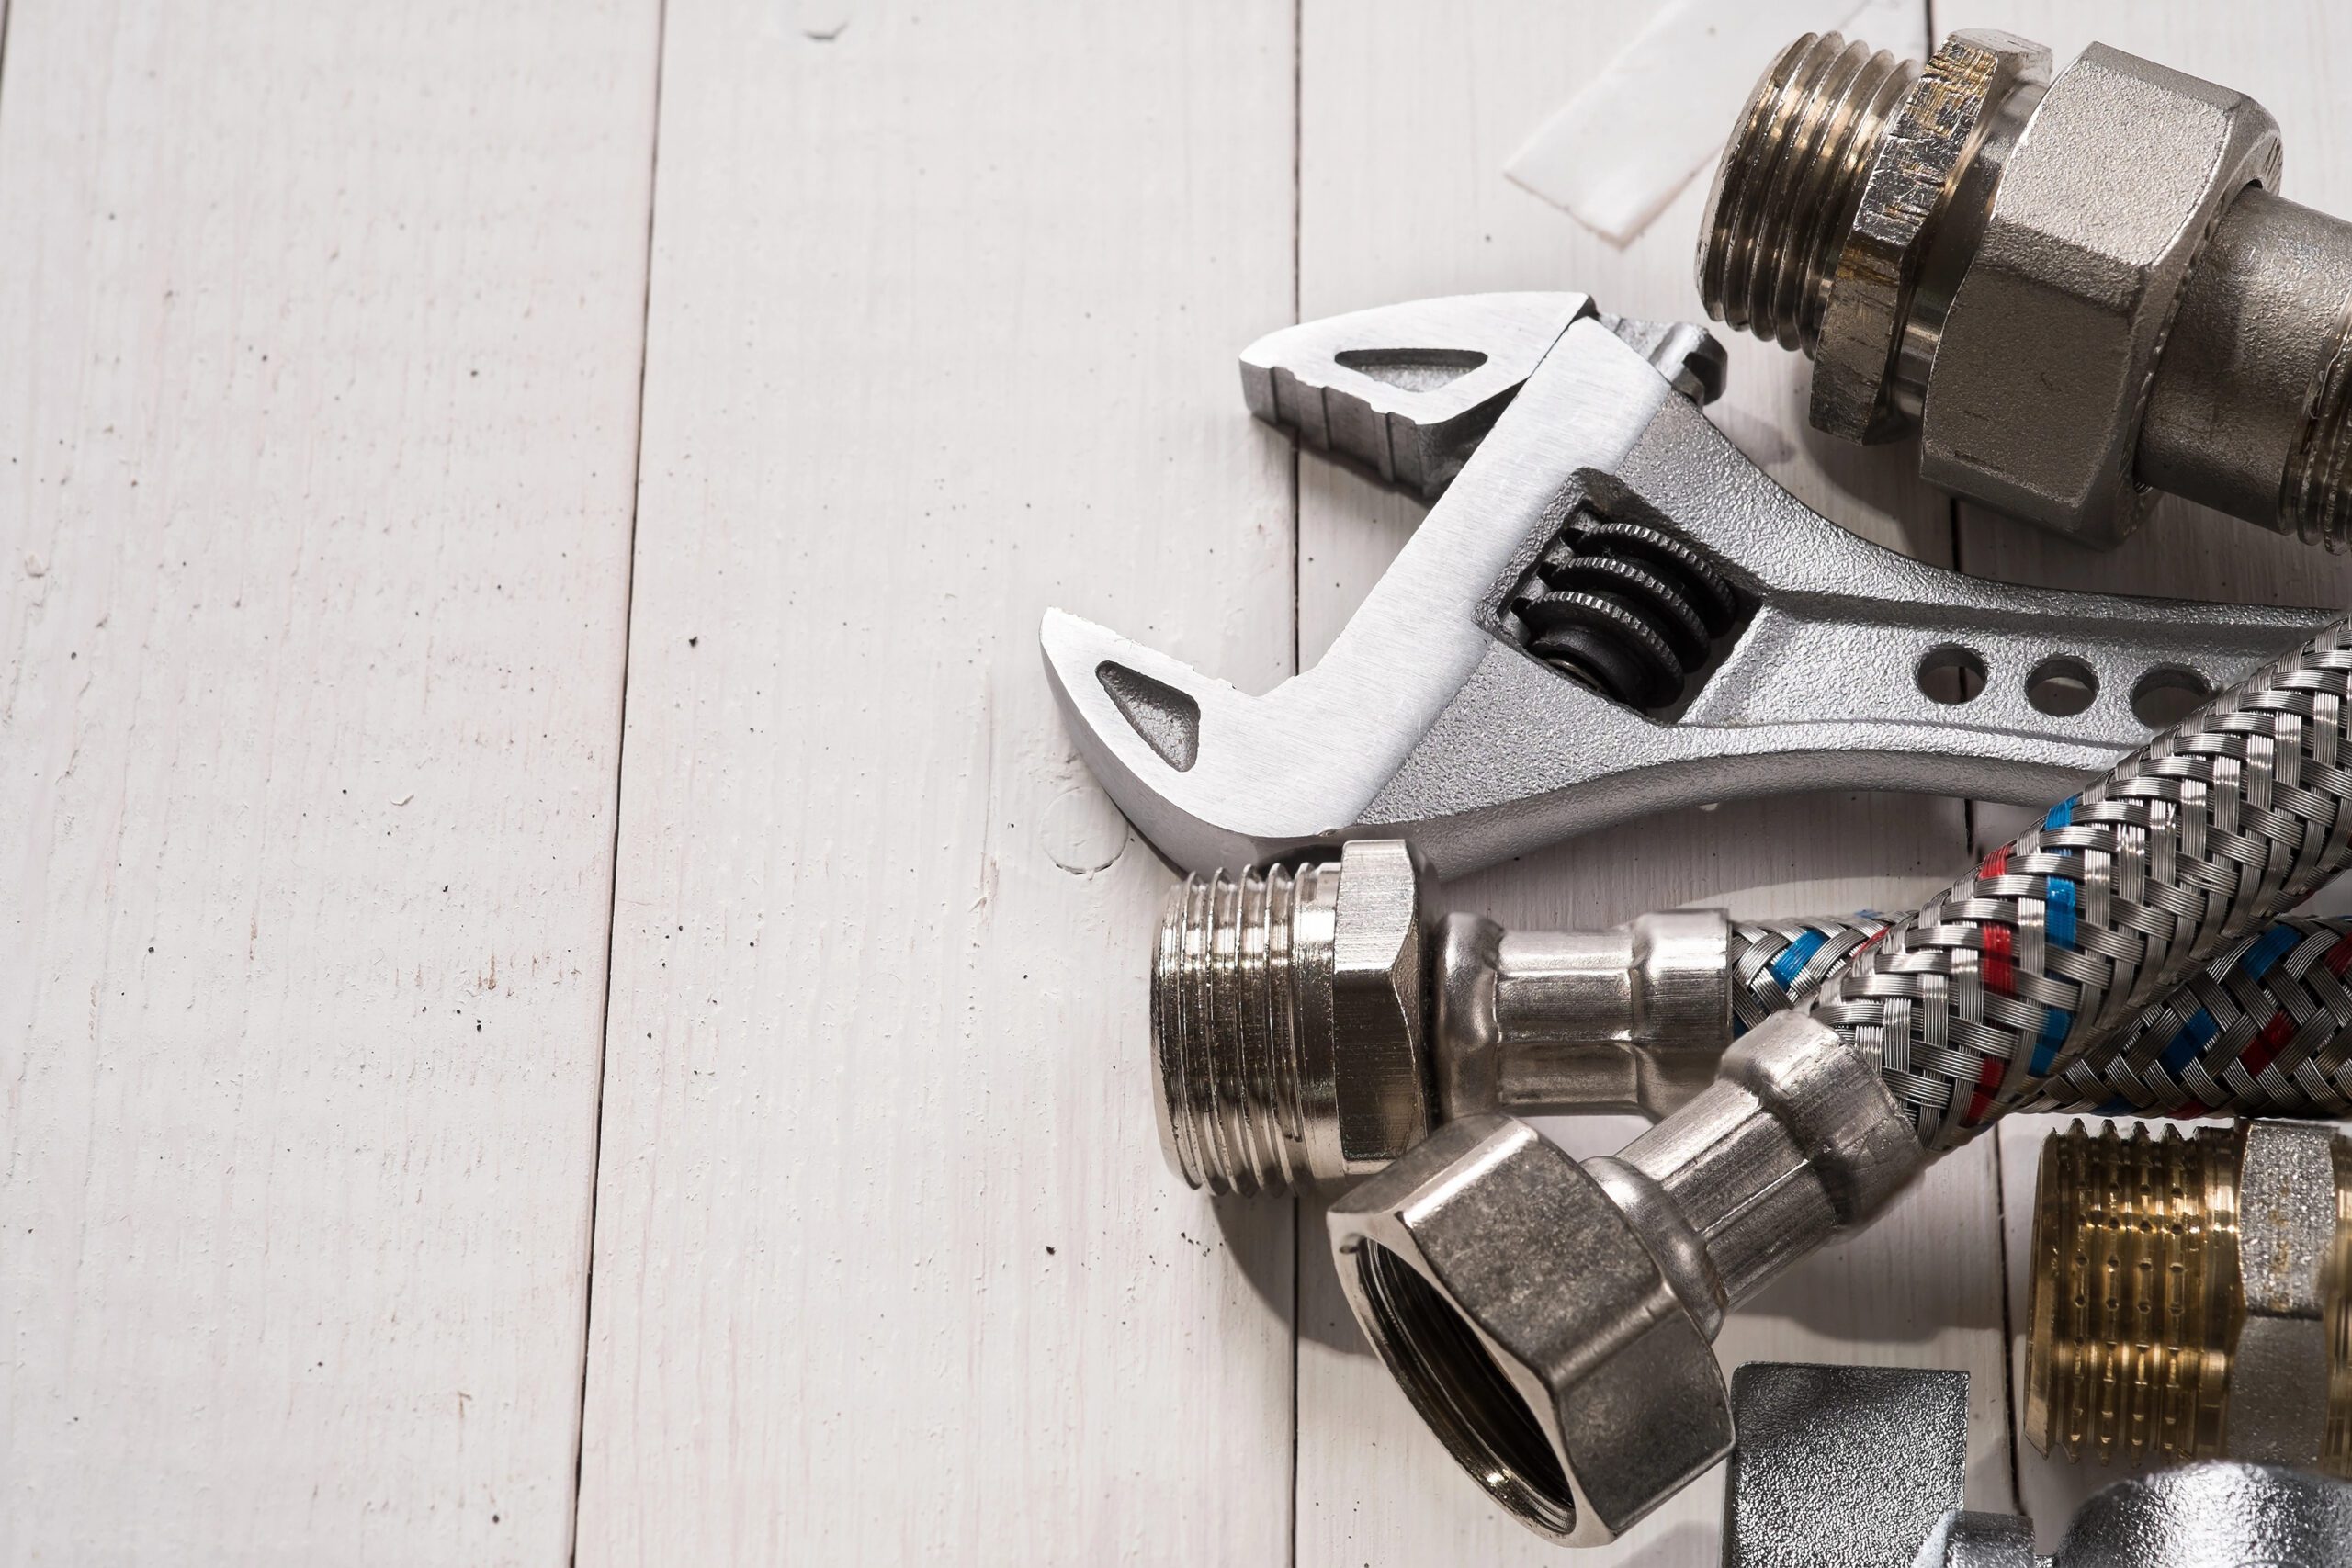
xmin=2027 ymin=1119 xmax=2352 ymax=1474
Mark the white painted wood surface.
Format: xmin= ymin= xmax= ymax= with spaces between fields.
xmin=7 ymin=3 xmax=2349 ymax=1563
xmin=0 ymin=3 xmax=660 ymax=1563
xmin=571 ymin=6 xmax=1299 ymax=1564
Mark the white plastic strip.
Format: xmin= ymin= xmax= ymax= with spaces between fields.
xmin=1506 ymin=0 xmax=1914 ymax=244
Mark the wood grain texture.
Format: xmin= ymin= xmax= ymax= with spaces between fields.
xmin=571 ymin=5 xmax=1299 ymax=1563
xmin=12 ymin=5 xmax=2346 ymax=1562
xmin=0 ymin=3 xmax=660 ymax=1564
xmin=1290 ymin=3 xmax=2016 ymax=1563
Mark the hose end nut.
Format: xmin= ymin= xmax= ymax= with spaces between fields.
xmin=1327 ymin=1114 xmax=1731 ymax=1545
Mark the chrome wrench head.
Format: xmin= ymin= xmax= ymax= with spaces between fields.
xmin=1041 ymin=293 xmax=2333 ymax=879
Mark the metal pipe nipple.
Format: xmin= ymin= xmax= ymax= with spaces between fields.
xmin=1694 ymin=31 xmax=1918 ymax=354
xmin=1149 ymin=860 xmax=1333 ymax=1197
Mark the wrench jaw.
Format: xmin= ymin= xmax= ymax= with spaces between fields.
xmin=1238 ymin=292 xmax=1729 ymax=502
xmin=1238 ymin=292 xmax=1596 ymax=500
xmin=1039 ymin=608 xmax=1351 ymax=873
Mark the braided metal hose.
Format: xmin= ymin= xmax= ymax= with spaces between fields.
xmin=1734 ymin=915 xmax=2352 ymax=1118
xmin=1153 ymin=884 xmax=2352 ymax=1201
xmin=1810 ymin=622 xmax=2352 ymax=1148
xmin=1324 ymin=622 xmax=2352 ymax=1547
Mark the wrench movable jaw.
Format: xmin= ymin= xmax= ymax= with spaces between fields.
xmin=1046 ymin=293 xmax=2339 ymax=880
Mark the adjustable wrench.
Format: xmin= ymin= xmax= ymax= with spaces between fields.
xmin=1041 ymin=293 xmax=2334 ymax=878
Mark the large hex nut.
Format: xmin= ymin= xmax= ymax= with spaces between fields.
xmin=1814 ymin=30 xmax=2051 ymax=441
xmin=2227 ymin=1120 xmax=2337 ymax=1463
xmin=1320 ymin=838 xmax=1433 ymax=1178
xmin=1921 ymin=43 xmax=2281 ymax=545
xmin=1329 ymin=1114 xmax=1733 ymax=1545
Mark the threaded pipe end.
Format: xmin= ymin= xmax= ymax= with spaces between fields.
xmin=2284 ymin=287 xmax=2352 ymax=550
xmin=1149 ymin=862 xmax=1335 ymax=1197
xmin=1696 ymin=32 xmax=1919 ymax=354
xmin=2026 ymin=1121 xmax=2239 ymax=1467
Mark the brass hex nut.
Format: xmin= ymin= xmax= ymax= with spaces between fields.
xmin=2226 ymin=1120 xmax=2338 ymax=1463
xmin=1329 ymin=1114 xmax=1733 ymax=1545
xmin=1922 ymin=43 xmax=2281 ymax=545
xmin=1317 ymin=838 xmax=1434 ymax=1179
xmin=1813 ymin=30 xmax=2051 ymax=441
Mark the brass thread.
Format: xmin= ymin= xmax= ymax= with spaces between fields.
xmin=2333 ymin=1135 xmax=2352 ymax=1470
xmin=2026 ymin=1119 xmax=2352 ymax=1473
xmin=1695 ymin=32 xmax=1920 ymax=354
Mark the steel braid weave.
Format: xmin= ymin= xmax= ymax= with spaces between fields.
xmin=1732 ymin=914 xmax=2352 ymax=1119
xmin=1803 ymin=620 xmax=2352 ymax=1149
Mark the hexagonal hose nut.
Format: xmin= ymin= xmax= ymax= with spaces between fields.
xmin=1327 ymin=1012 xmax=1921 ymax=1544
xmin=1701 ymin=31 xmax=2352 ymax=548
xmin=1328 ymin=1114 xmax=1732 ymax=1545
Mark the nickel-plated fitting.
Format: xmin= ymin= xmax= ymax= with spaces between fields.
xmin=1698 ymin=29 xmax=2352 ymax=548
xmin=1325 ymin=1011 xmax=1921 ymax=1545
xmin=1722 ymin=1362 xmax=2352 ymax=1567
xmin=2027 ymin=1118 xmax=2352 ymax=1474
xmin=1151 ymin=838 xmax=2352 ymax=1198
xmin=1149 ymin=839 xmax=1847 ymax=1195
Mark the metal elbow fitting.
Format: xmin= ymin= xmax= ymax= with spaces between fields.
xmin=1325 ymin=1011 xmax=1920 ymax=1545
xmin=1150 ymin=839 xmax=1860 ymax=1195
xmin=2027 ymin=1118 xmax=2352 ymax=1473
xmin=1698 ymin=29 xmax=2352 ymax=547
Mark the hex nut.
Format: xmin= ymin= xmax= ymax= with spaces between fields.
xmin=2227 ymin=1120 xmax=2337 ymax=1463
xmin=1812 ymin=30 xmax=2051 ymax=441
xmin=1323 ymin=838 xmax=1434 ymax=1177
xmin=1921 ymin=43 xmax=2281 ymax=544
xmin=1328 ymin=1114 xmax=1733 ymax=1545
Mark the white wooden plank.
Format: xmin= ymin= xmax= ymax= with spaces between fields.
xmin=571 ymin=5 xmax=1299 ymax=1563
xmin=1293 ymin=4 xmax=2018 ymax=1562
xmin=1934 ymin=0 xmax=2352 ymax=1537
xmin=0 ymin=3 xmax=660 ymax=1563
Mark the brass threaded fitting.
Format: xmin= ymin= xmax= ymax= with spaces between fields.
xmin=2027 ymin=1119 xmax=2352 ymax=1474
xmin=1694 ymin=31 xmax=1918 ymax=354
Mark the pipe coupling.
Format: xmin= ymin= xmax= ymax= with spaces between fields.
xmin=1701 ymin=29 xmax=2352 ymax=548
xmin=1150 ymin=840 xmax=1743 ymax=1194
